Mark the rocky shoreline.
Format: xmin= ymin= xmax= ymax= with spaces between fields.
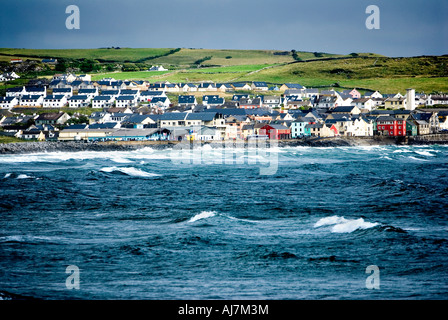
xmin=0 ymin=136 xmax=447 ymax=155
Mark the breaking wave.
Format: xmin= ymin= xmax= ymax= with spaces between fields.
xmin=314 ymin=215 xmax=379 ymax=233
xmin=100 ymin=166 xmax=160 ymax=178
xmin=188 ymin=211 xmax=217 ymax=223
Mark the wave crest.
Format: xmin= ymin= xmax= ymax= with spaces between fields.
xmin=100 ymin=166 xmax=160 ymax=178
xmin=314 ymin=215 xmax=379 ymax=233
xmin=188 ymin=211 xmax=216 ymax=223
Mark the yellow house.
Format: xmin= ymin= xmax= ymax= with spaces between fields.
xmin=385 ymin=97 xmax=406 ymax=109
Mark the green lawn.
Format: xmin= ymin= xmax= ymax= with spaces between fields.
xmin=0 ymin=135 xmax=28 ymax=144
xmin=91 ymin=71 xmax=172 ymax=81
xmin=237 ymin=56 xmax=448 ymax=93
xmin=0 ymin=48 xmax=175 ymax=63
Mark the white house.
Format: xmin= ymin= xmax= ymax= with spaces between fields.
xmin=317 ymin=95 xmax=344 ymax=109
xmin=0 ymin=97 xmax=19 ymax=109
xmin=251 ymin=82 xmax=269 ymax=91
xmin=116 ymin=95 xmax=138 ymax=108
xmin=76 ymin=74 xmax=92 ymax=82
xmin=198 ymin=83 xmax=217 ymax=92
xmin=19 ymin=95 xmax=44 ymax=107
xmin=179 ymin=83 xmax=198 ymax=92
xmin=68 ymin=95 xmax=92 ymax=108
xmin=350 ymin=98 xmax=375 ymax=111
xmin=139 ymin=91 xmax=167 ymax=102
xmin=78 ymin=88 xmax=99 ymax=99
xmin=43 ymin=95 xmax=68 ymax=108
xmin=364 ymin=91 xmax=383 ymax=99
xmin=262 ymin=96 xmax=282 ymax=109
xmin=6 ymin=86 xmax=26 ymax=98
xmin=52 ymin=87 xmax=73 ymax=98
xmin=148 ymin=82 xmax=167 ymax=92
xmin=149 ymin=97 xmax=170 ymax=109
xmin=53 ymin=73 xmax=77 ymax=82
xmin=92 ymin=96 xmax=115 ymax=109
xmin=149 ymin=65 xmax=168 ymax=71
xmin=26 ymin=86 xmax=47 ymax=97
xmin=1 ymin=72 xmax=20 ymax=81
xmin=232 ymin=83 xmax=251 ymax=91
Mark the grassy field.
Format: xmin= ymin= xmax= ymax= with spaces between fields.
xmin=0 ymin=48 xmax=175 ymax=63
xmin=91 ymin=71 xmax=172 ymax=81
xmin=0 ymin=135 xmax=27 ymax=144
xmin=237 ymin=56 xmax=448 ymax=93
xmin=11 ymin=107 xmax=103 ymax=116
xmin=1 ymin=48 xmax=446 ymax=94
xmin=91 ymin=64 xmax=278 ymax=83
xmin=148 ymin=49 xmax=296 ymax=67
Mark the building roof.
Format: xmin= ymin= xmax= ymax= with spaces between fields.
xmin=52 ymin=88 xmax=72 ymax=93
xmin=89 ymin=122 xmax=119 ymax=129
xmin=376 ymin=116 xmax=398 ymax=122
xmin=68 ymin=95 xmax=89 ymax=101
xmin=78 ymin=88 xmax=97 ymax=93
xmin=186 ymin=112 xmax=218 ymax=121
xmin=44 ymin=95 xmax=65 ymax=100
xmin=252 ymin=81 xmax=268 ymax=88
xmin=94 ymin=95 xmax=113 ymax=101
xmin=178 ymin=95 xmax=196 ymax=104
xmin=100 ymin=90 xmax=120 ymax=96
xmin=160 ymin=112 xmax=188 ymax=121
xmin=116 ymin=95 xmax=136 ymax=101
xmin=283 ymin=83 xmax=304 ymax=89
xmin=36 ymin=112 xmax=66 ymax=121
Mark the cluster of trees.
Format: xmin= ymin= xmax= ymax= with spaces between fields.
xmin=55 ymin=58 xmax=104 ymax=73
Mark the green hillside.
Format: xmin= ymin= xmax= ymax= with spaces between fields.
xmin=0 ymin=47 xmax=446 ymax=93
xmin=0 ymin=47 xmax=175 ymax=63
xmin=241 ymin=56 xmax=448 ymax=93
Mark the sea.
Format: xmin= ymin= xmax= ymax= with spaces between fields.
xmin=0 ymin=144 xmax=447 ymax=300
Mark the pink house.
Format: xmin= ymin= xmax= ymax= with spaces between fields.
xmin=343 ymin=88 xmax=361 ymax=99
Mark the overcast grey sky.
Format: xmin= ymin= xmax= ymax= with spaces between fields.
xmin=0 ymin=0 xmax=447 ymax=57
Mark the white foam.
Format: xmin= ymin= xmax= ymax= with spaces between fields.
xmin=100 ymin=166 xmax=160 ymax=177
xmin=314 ymin=215 xmax=348 ymax=228
xmin=408 ymin=156 xmax=429 ymax=161
xmin=17 ymin=174 xmax=33 ymax=179
xmin=331 ymin=218 xmax=378 ymax=233
xmin=314 ymin=215 xmax=379 ymax=233
xmin=188 ymin=211 xmax=216 ymax=223
xmin=4 ymin=173 xmax=11 ymax=178
xmin=415 ymin=151 xmax=435 ymax=157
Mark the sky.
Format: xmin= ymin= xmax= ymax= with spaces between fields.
xmin=0 ymin=0 xmax=447 ymax=57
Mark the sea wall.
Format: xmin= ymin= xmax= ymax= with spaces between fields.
xmin=1 ymin=135 xmax=448 ymax=154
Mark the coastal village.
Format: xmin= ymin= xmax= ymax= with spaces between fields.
xmin=1 ymin=71 xmax=448 ymax=143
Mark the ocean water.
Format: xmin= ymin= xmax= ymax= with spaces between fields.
xmin=0 ymin=144 xmax=447 ymax=300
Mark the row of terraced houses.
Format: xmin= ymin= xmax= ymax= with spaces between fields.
xmin=1 ymin=74 xmax=447 ymax=142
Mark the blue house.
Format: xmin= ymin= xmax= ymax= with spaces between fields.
xmin=291 ymin=117 xmax=314 ymax=138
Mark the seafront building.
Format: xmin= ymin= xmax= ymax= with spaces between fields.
xmin=1 ymin=74 xmax=447 ymax=141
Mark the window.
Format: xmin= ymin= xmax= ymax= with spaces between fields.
xmin=390 ymin=131 xmax=393 ymax=135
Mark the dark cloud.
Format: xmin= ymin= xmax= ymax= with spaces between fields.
xmin=0 ymin=0 xmax=446 ymax=56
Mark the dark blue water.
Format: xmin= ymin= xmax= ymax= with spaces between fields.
xmin=0 ymin=145 xmax=447 ymax=299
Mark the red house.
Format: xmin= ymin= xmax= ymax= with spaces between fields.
xmin=259 ymin=124 xmax=291 ymax=140
xmin=376 ymin=116 xmax=406 ymax=136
